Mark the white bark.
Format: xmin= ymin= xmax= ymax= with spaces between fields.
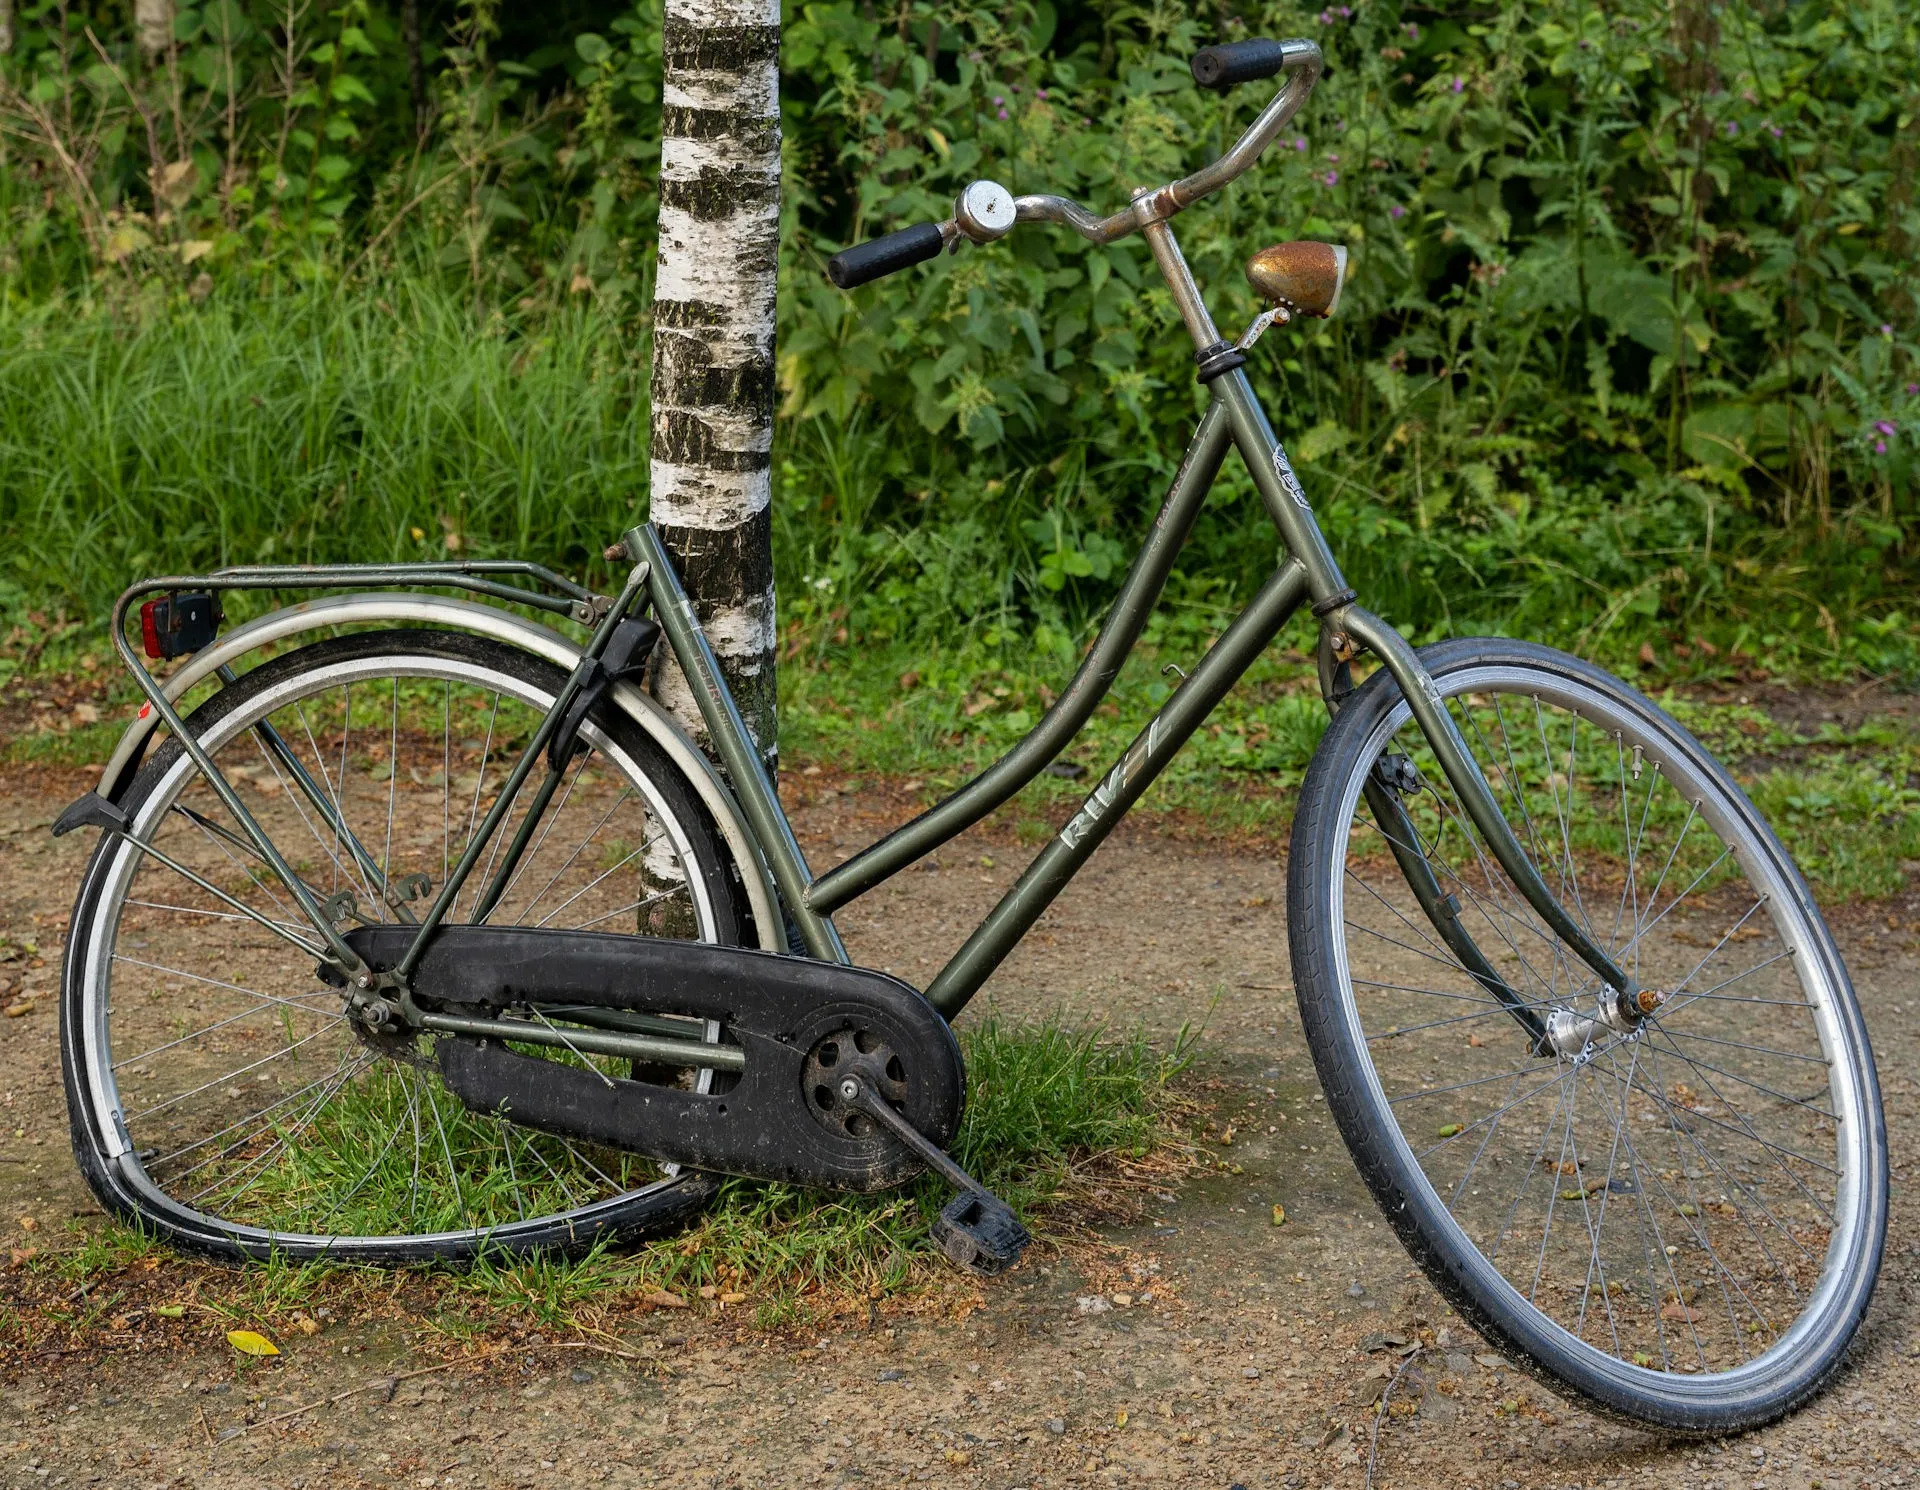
xmin=648 ymin=0 xmax=782 ymax=769
xmin=134 ymin=0 xmax=173 ymax=60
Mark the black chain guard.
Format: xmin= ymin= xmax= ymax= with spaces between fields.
xmin=341 ymin=926 xmax=964 ymax=1193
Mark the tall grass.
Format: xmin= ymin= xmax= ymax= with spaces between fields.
xmin=0 ymin=283 xmax=647 ymax=617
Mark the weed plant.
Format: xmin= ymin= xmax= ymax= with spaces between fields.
xmin=5 ymin=1012 xmax=1198 ymax=1343
xmin=0 ymin=0 xmax=1914 ymax=685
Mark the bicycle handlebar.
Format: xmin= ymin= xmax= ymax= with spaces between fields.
xmin=826 ymin=37 xmax=1322 ymax=288
xmin=826 ymin=221 xmax=948 ymax=289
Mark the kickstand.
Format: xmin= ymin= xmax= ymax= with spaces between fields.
xmin=840 ymin=1075 xmax=1031 ymax=1276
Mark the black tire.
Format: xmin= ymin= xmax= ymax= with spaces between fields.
xmin=61 ymin=630 xmax=752 ymax=1263
xmin=1287 ymin=638 xmax=1887 ymax=1431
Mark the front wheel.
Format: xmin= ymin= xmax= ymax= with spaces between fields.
xmin=1287 ymin=638 xmax=1886 ymax=1432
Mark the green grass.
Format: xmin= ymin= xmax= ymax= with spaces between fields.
xmin=10 ymin=1012 xmax=1198 ymax=1347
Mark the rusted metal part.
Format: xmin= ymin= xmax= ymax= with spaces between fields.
xmin=1245 ymin=241 xmax=1349 ymax=318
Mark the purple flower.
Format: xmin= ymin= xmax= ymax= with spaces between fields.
xmin=1339 ymin=4 xmax=1352 ymax=14
xmin=1724 ymin=121 xmax=1739 ymax=136
xmin=1875 ymin=439 xmax=1888 ymax=454
xmin=1389 ymin=204 xmax=1406 ymax=219
xmin=1318 ymin=8 xmax=1333 ymax=23
xmin=1009 ymin=85 xmax=1019 ymax=94
xmin=1451 ymin=77 xmax=1465 ymax=94
xmin=1037 ymin=88 xmax=1049 ymax=100
xmin=993 ymin=95 xmax=1004 ymax=105
xmin=1907 ymin=383 xmax=1919 ymax=395
xmin=1880 ymin=323 xmax=1893 ymax=336
xmin=1769 ymin=123 xmax=1783 ymax=137
xmin=1875 ymin=420 xmax=1897 ymax=436
xmin=1326 ymin=153 xmax=1341 ymax=163
xmin=1405 ymin=21 xmax=1420 ymax=39
xmin=997 ymin=107 xmax=1009 ymax=120
xmin=1293 ymin=136 xmax=1308 ymax=152
xmin=1323 ymin=170 xmax=1340 ymax=186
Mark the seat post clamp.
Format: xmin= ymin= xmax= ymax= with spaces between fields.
xmin=1311 ymin=587 xmax=1357 ymax=619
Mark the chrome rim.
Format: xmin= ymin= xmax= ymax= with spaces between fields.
xmin=76 ymin=647 xmax=723 ymax=1245
xmin=1327 ymin=663 xmax=1870 ymax=1391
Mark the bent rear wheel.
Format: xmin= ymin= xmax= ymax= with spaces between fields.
xmin=1287 ymin=638 xmax=1886 ymax=1431
xmin=61 ymin=630 xmax=750 ymax=1262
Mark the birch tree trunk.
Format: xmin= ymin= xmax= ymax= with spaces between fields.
xmin=134 ymin=0 xmax=173 ymax=61
xmin=0 ymin=0 xmax=14 ymax=57
xmin=649 ymin=0 xmax=782 ymax=772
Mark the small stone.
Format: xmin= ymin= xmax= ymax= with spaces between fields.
xmin=1346 ymin=1281 xmax=1367 ymax=1298
xmin=878 ymin=1369 xmax=906 ymax=1383
xmin=1111 ymin=1293 xmax=1132 ymax=1307
xmin=1046 ymin=1418 xmax=1066 ymax=1435
xmin=1474 ymin=1353 xmax=1510 ymax=1371
xmin=643 ymin=1289 xmax=688 ymax=1310
xmin=570 ymin=1368 xmax=594 ymax=1385
xmin=1075 ymin=1296 xmax=1111 ymax=1316
xmin=1242 ymin=1367 xmax=1261 ymax=1380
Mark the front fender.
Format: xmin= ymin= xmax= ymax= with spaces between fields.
xmin=91 ymin=592 xmax=785 ymax=951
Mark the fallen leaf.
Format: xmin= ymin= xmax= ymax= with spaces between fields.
xmin=719 ymin=1290 xmax=748 ymax=1305
xmin=155 ymin=1304 xmax=185 ymax=1319
xmin=698 ymin=1285 xmax=719 ymax=1300
xmin=1659 ymin=1301 xmax=1702 ymax=1323
xmin=292 ymin=1315 xmax=320 ymax=1335
xmin=1437 ymin=1123 xmax=1463 ymax=1138
xmin=1114 ymin=1408 xmax=1128 ymax=1428
xmin=226 ymin=1329 xmax=280 ymax=1356
xmin=945 ymin=1449 xmax=971 ymax=1466
xmin=643 ymin=1289 xmax=688 ymax=1310
xmin=1271 ymin=1204 xmax=1287 ymax=1227
xmin=15 ymin=1216 xmax=36 ymax=1232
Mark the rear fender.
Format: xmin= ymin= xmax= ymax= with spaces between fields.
xmin=90 ymin=592 xmax=785 ymax=951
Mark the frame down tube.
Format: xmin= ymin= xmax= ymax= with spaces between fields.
xmin=806 ymin=399 xmax=1238 ymax=915
xmin=925 ymin=558 xmax=1310 ymax=1018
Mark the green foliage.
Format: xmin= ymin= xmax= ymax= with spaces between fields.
xmin=0 ymin=0 xmax=1915 ymax=674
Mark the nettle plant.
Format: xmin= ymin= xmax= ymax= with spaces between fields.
xmin=770 ymin=0 xmax=1917 ymax=652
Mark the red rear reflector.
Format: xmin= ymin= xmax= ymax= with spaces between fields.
xmin=139 ymin=600 xmax=164 ymax=659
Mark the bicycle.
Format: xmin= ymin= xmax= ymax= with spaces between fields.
xmin=53 ymin=38 xmax=1884 ymax=1435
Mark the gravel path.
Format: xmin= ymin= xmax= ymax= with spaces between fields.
xmin=3 ymin=761 xmax=1917 ymax=1490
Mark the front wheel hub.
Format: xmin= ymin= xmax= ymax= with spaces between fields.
xmin=1543 ymin=986 xmax=1666 ymax=1059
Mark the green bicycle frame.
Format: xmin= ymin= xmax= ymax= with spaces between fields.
xmin=98 ymin=217 xmax=1634 ymax=1040
xmin=630 ymin=220 xmax=1636 ymax=1020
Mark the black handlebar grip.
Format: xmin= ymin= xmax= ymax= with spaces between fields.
xmin=1191 ymin=38 xmax=1292 ymax=91
xmin=827 ymin=222 xmax=947 ymax=289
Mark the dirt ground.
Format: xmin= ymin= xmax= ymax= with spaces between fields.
xmin=4 ymin=753 xmax=1920 ymax=1490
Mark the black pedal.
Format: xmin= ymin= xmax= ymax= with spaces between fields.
xmin=139 ymin=592 xmax=222 ymax=659
xmin=841 ymin=1075 xmax=1032 ymax=1277
xmin=932 ymin=1191 xmax=1032 ymax=1276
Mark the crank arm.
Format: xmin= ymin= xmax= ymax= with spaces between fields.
xmin=1362 ymin=776 xmax=1549 ymax=1053
xmin=841 ymin=1076 xmax=1032 ymax=1275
